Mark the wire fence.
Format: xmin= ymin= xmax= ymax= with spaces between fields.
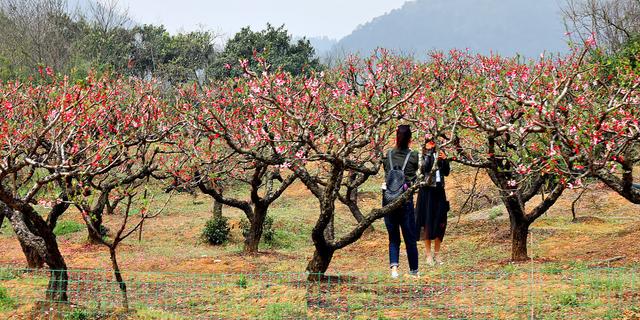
xmin=0 ymin=266 xmax=639 ymax=319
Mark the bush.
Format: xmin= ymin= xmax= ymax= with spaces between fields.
xmin=240 ymin=215 xmax=275 ymax=245
xmin=0 ymin=286 xmax=15 ymax=311
xmin=202 ymin=216 xmax=230 ymax=245
xmin=53 ymin=220 xmax=85 ymax=236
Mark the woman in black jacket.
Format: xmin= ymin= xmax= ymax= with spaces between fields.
xmin=416 ymin=140 xmax=450 ymax=266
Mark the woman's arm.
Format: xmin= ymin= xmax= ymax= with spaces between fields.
xmin=422 ymin=152 xmax=435 ymax=174
xmin=439 ymin=159 xmax=451 ymax=176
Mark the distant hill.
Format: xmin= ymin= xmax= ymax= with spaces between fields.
xmin=308 ymin=36 xmax=338 ymax=56
xmin=330 ymin=0 xmax=569 ymax=59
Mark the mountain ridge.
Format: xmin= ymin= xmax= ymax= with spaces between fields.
xmin=325 ymin=0 xmax=569 ymax=59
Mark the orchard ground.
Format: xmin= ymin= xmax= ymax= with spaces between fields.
xmin=1 ymin=165 xmax=640 ymax=319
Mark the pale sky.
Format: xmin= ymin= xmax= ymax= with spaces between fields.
xmin=117 ymin=0 xmax=410 ymax=40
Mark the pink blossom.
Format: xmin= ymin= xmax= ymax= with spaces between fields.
xmin=279 ymin=162 xmax=291 ymax=169
xmin=250 ymin=83 xmax=262 ymax=95
xmin=515 ymin=164 xmax=530 ymax=175
xmin=585 ymin=33 xmax=597 ymax=47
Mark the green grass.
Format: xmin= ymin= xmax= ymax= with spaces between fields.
xmin=63 ymin=308 xmax=92 ymax=320
xmin=263 ymin=203 xmax=315 ymax=252
xmin=264 ymin=228 xmax=307 ymax=251
xmin=134 ymin=303 xmax=188 ymax=319
xmin=347 ymin=291 xmax=379 ymax=312
xmin=602 ymin=309 xmax=624 ymax=320
xmin=555 ymin=292 xmax=579 ymax=307
xmin=0 ymin=219 xmax=13 ymax=238
xmin=585 ymin=276 xmax=626 ymax=291
xmin=502 ymin=263 xmax=518 ymax=274
xmin=488 ymin=206 xmax=504 ymax=220
xmin=263 ymin=302 xmax=307 ymax=319
xmin=358 ymin=178 xmax=385 ymax=195
xmin=540 ymin=263 xmax=564 ymax=275
xmin=53 ymin=220 xmax=85 ymax=236
xmin=0 ymin=286 xmax=15 ymax=311
xmin=448 ymin=239 xmax=507 ymax=270
xmin=0 ymin=269 xmax=17 ymax=281
xmin=376 ymin=312 xmax=393 ymax=320
xmin=236 ymin=274 xmax=248 ymax=289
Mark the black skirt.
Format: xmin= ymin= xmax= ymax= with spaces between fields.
xmin=416 ymin=185 xmax=449 ymax=240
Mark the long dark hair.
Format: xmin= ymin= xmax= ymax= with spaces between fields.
xmin=396 ymin=125 xmax=412 ymax=149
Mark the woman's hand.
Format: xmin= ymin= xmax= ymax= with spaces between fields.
xmin=425 ymin=141 xmax=436 ymax=150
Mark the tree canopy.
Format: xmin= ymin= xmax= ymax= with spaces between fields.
xmin=210 ymin=24 xmax=322 ymax=79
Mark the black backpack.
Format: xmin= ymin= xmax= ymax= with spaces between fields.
xmin=383 ymin=150 xmax=412 ymax=204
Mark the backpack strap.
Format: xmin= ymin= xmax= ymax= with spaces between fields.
xmin=417 ymin=152 xmax=424 ymax=180
xmin=388 ymin=150 xmax=395 ymax=169
xmin=401 ymin=150 xmax=412 ymax=171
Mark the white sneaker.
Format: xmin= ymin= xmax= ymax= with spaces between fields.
xmin=434 ymin=253 xmax=444 ymax=265
xmin=426 ymin=254 xmax=435 ymax=266
xmin=391 ymin=266 xmax=399 ymax=279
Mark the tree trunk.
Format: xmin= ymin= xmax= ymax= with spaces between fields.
xmin=324 ymin=215 xmax=335 ymax=242
xmin=307 ymin=207 xmax=336 ymax=281
xmin=0 ymin=201 xmax=9 ymax=232
xmin=488 ymin=167 xmax=532 ymax=262
xmin=2 ymin=203 xmax=46 ymax=268
xmin=306 ymin=248 xmax=335 ymax=281
xmin=17 ymin=237 xmax=45 ymax=268
xmin=46 ymin=254 xmax=69 ymax=303
xmin=109 ymin=247 xmax=128 ymax=311
xmin=341 ymin=189 xmax=374 ymax=233
xmin=213 ymin=200 xmax=223 ymax=219
xmin=46 ymin=200 xmax=69 ymax=232
xmin=87 ymin=213 xmax=104 ymax=244
xmin=6 ymin=206 xmax=68 ymax=301
xmin=571 ymin=188 xmax=587 ymax=223
xmin=243 ymin=206 xmax=266 ymax=254
xmin=510 ymin=216 xmax=530 ymax=261
xmin=138 ymin=219 xmax=144 ymax=242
